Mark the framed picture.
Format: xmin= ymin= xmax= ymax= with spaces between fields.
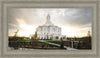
xmin=0 ymin=0 xmax=99 ymax=58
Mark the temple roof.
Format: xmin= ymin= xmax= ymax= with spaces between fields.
xmin=37 ymin=14 xmax=61 ymax=29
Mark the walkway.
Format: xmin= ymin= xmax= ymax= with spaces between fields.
xmin=39 ymin=40 xmax=78 ymax=50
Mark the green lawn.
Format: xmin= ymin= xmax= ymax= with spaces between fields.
xmin=38 ymin=41 xmax=48 ymax=44
xmin=18 ymin=39 xmax=61 ymax=45
xmin=18 ymin=39 xmax=32 ymax=42
xmin=46 ymin=40 xmax=61 ymax=44
xmin=18 ymin=39 xmax=49 ymax=44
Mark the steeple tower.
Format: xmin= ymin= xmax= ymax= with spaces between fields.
xmin=44 ymin=14 xmax=53 ymax=26
xmin=47 ymin=13 xmax=50 ymax=23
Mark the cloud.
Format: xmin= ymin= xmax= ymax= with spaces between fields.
xmin=8 ymin=8 xmax=92 ymax=36
xmin=50 ymin=8 xmax=92 ymax=28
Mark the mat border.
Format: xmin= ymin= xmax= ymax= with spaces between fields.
xmin=0 ymin=0 xmax=100 ymax=58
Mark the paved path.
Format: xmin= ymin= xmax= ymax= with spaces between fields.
xmin=8 ymin=47 xmax=40 ymax=50
xmin=39 ymin=40 xmax=78 ymax=50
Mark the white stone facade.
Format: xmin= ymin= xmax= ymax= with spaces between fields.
xmin=36 ymin=14 xmax=66 ymax=40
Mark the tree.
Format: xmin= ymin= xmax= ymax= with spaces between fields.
xmin=11 ymin=30 xmax=19 ymax=50
xmin=31 ymin=31 xmax=37 ymax=40
xmin=31 ymin=31 xmax=38 ymax=48
xmin=34 ymin=31 xmax=37 ymax=39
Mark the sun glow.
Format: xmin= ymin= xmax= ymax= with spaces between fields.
xmin=8 ymin=8 xmax=92 ymax=37
xmin=17 ymin=24 xmax=36 ymax=37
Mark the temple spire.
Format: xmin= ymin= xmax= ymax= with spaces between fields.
xmin=47 ymin=13 xmax=50 ymax=22
xmin=44 ymin=14 xmax=53 ymax=26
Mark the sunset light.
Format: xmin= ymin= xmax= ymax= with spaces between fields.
xmin=8 ymin=8 xmax=92 ymax=50
xmin=8 ymin=8 xmax=92 ymax=37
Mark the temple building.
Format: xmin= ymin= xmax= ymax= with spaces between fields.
xmin=36 ymin=14 xmax=66 ymax=40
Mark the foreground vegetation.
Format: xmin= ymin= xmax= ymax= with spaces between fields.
xmin=8 ymin=36 xmax=91 ymax=50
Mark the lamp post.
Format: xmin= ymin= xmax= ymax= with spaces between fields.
xmin=71 ymin=39 xmax=74 ymax=48
xmin=78 ymin=39 xmax=80 ymax=49
xmin=60 ymin=38 xmax=64 ymax=49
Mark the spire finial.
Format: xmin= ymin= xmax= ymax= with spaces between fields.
xmin=48 ymin=13 xmax=50 ymax=16
xmin=47 ymin=13 xmax=50 ymax=20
